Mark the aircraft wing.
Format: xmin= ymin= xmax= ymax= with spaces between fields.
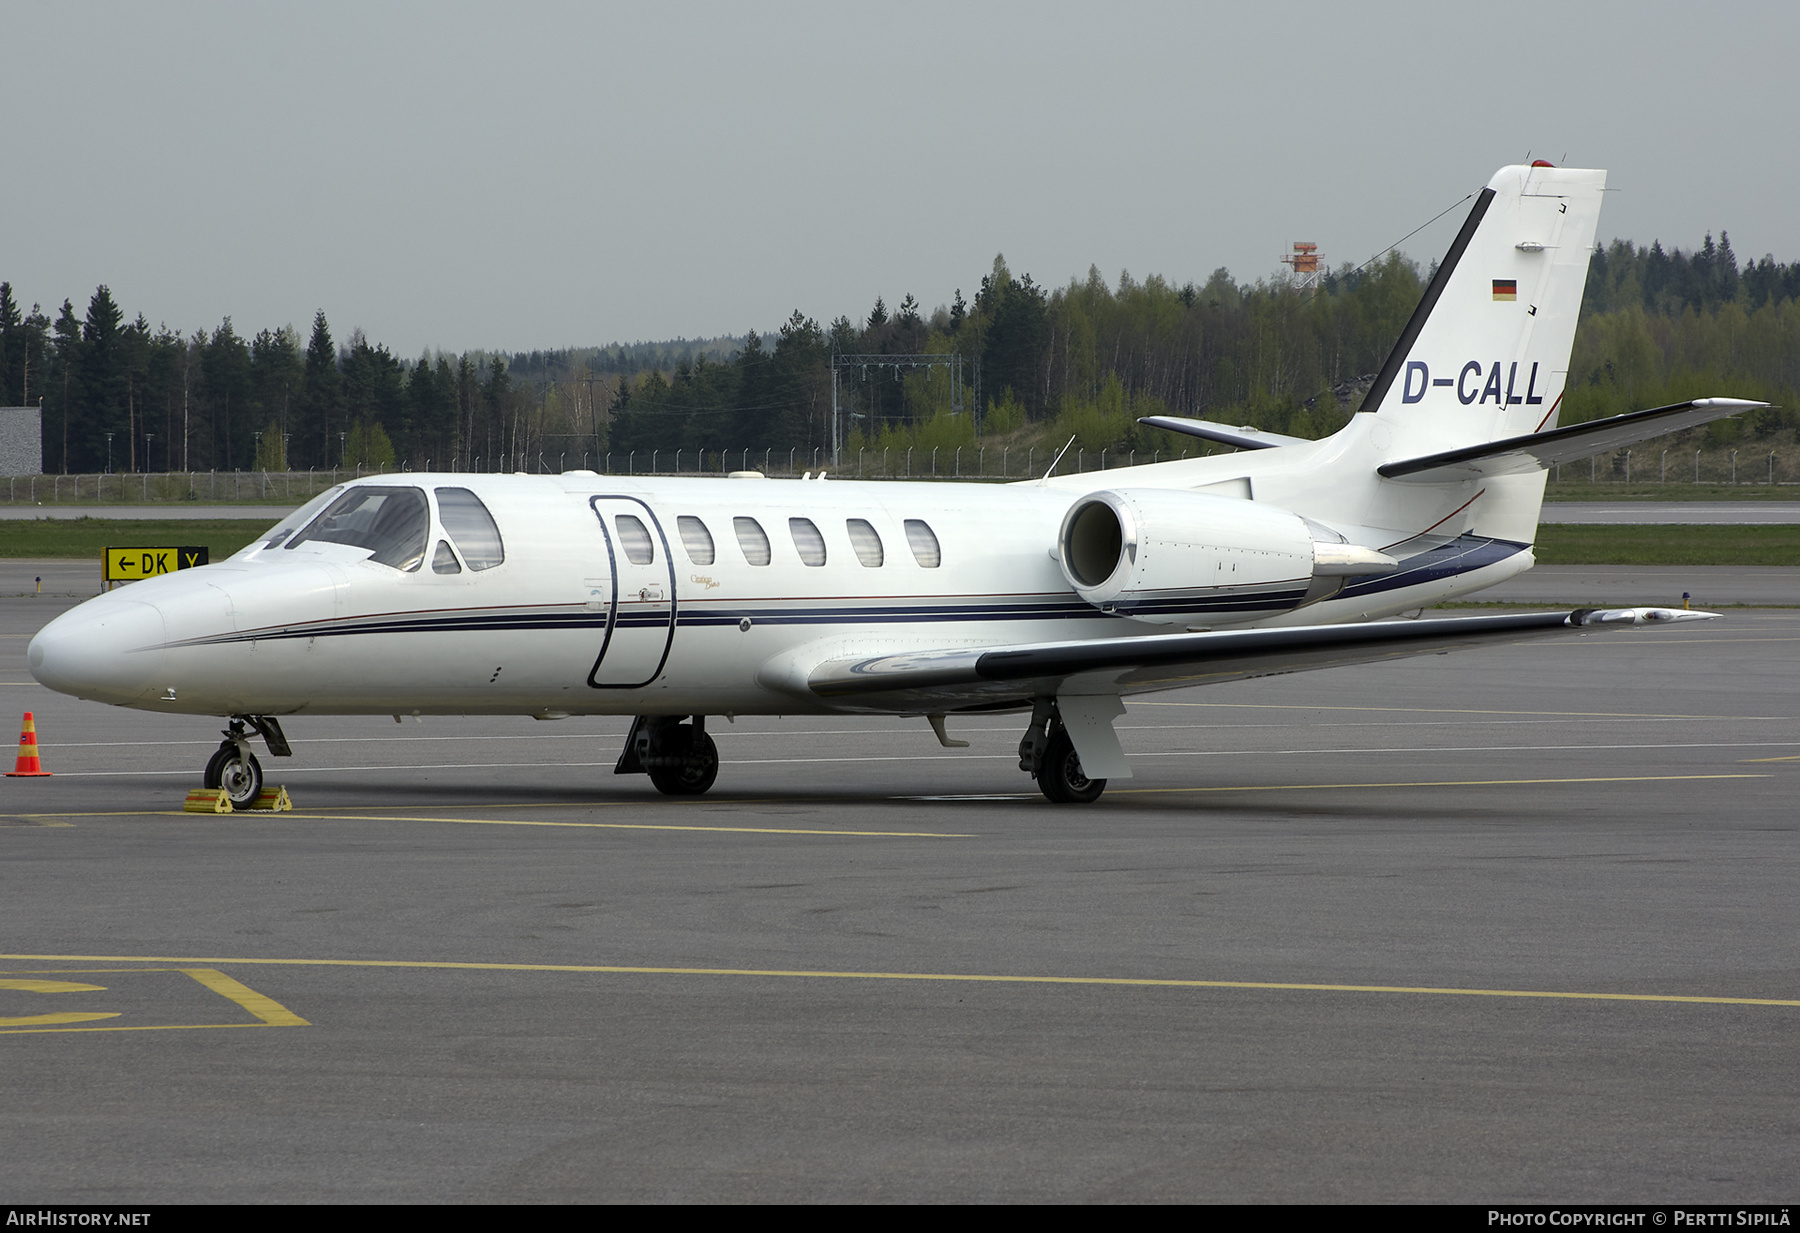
xmin=1135 ymin=416 xmax=1310 ymax=451
xmin=1378 ymin=398 xmax=1767 ymax=483
xmin=780 ymin=608 xmax=1709 ymax=713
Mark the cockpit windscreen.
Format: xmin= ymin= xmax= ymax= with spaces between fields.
xmin=284 ymin=486 xmax=429 ymax=571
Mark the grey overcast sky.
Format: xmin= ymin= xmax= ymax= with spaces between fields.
xmin=5 ymin=0 xmax=1796 ymax=357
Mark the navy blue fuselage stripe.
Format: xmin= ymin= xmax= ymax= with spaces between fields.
xmin=170 ymin=541 xmax=1523 ymax=647
xmin=1335 ymin=535 xmax=1527 ymax=598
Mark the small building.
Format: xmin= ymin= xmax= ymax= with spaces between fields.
xmin=0 ymin=406 xmax=42 ymax=476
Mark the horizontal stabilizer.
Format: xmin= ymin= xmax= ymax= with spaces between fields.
xmin=1136 ymin=416 xmax=1309 ymax=451
xmin=1378 ymin=398 xmax=1767 ymax=483
xmin=798 ymin=608 xmax=1714 ymax=712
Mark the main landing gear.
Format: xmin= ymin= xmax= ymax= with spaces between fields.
xmin=1018 ymin=699 xmax=1106 ymax=804
xmin=202 ymin=716 xmax=292 ymax=809
xmin=615 ymin=715 xmax=719 ymax=796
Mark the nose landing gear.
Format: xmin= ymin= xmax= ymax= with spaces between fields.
xmin=201 ymin=717 xmax=291 ymax=809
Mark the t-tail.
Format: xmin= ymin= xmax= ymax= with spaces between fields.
xmin=1140 ymin=163 xmax=1762 ymax=499
xmin=1361 ymin=162 xmax=1605 ymax=449
xmin=1352 ymin=164 xmax=1762 ymax=544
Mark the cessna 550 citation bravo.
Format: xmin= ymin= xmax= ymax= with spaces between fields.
xmin=27 ymin=163 xmax=1762 ymax=804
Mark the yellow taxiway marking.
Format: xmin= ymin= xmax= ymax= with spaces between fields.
xmin=1112 ymin=773 xmax=1767 ymax=795
xmin=9 ymin=777 xmax=1767 ymax=825
xmin=4 ymin=809 xmax=969 ymax=837
xmin=0 ymin=978 xmax=107 ymax=993
xmin=0 ymin=966 xmax=308 ymax=1034
xmin=1132 ymin=701 xmax=1784 ymax=721
xmin=1741 ymin=755 xmax=1800 ymax=762
xmin=182 ymin=967 xmax=310 ymax=1026
xmin=0 ymin=954 xmax=1793 ymax=1011
xmin=0 ymin=978 xmax=121 ymax=1027
xmin=289 ymin=813 xmax=970 ymax=837
xmin=1562 ymin=637 xmax=1800 ymax=643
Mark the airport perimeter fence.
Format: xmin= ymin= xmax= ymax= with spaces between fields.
xmin=4 ymin=444 xmax=1799 ymax=507
xmin=0 ymin=446 xmax=1214 ymax=503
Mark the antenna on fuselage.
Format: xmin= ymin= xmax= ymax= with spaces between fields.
xmin=1038 ymin=435 xmax=1078 ymax=486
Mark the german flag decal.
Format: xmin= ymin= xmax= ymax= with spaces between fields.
xmin=1492 ymin=279 xmax=1518 ymax=301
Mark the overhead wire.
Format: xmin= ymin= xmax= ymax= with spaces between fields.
xmin=1344 ymin=189 xmax=1477 ymax=282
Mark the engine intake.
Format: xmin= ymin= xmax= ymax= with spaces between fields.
xmin=1056 ymin=489 xmax=1395 ymax=626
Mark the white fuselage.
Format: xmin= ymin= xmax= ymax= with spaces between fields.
xmin=27 ymin=440 xmax=1534 ymax=721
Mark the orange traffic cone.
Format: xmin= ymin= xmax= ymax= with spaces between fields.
xmin=6 ymin=712 xmax=52 ymax=777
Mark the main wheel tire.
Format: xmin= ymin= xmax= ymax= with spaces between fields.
xmin=1037 ymin=728 xmax=1105 ymax=804
xmin=205 ymin=745 xmax=264 ymax=809
xmin=648 ymin=727 xmax=719 ymax=797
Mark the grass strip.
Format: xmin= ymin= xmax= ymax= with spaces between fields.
xmin=0 ymin=519 xmax=278 ymax=560
xmin=1534 ymin=524 xmax=1800 ymax=566
xmin=1544 ymin=483 xmax=1800 ymax=502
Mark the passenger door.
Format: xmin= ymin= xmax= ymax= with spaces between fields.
xmin=587 ymin=496 xmax=677 ymax=689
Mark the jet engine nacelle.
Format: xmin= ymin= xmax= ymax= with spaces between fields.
xmin=1056 ymin=488 xmax=1395 ymax=626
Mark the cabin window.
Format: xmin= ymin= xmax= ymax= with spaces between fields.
xmin=846 ymin=518 xmax=883 ymax=567
xmin=286 ymin=485 xmax=429 ymax=572
xmin=789 ymin=517 xmax=826 ymax=567
xmin=435 ymin=487 xmax=505 ymax=570
xmin=678 ymin=515 xmax=715 ymax=565
xmin=431 ymin=540 xmax=462 ymax=574
xmin=734 ymin=516 xmax=771 ymax=566
xmin=904 ymin=518 xmax=941 ymax=568
xmin=614 ymin=515 xmax=655 ymax=565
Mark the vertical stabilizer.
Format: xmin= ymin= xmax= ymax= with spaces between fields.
xmin=1359 ymin=164 xmax=1605 ymax=452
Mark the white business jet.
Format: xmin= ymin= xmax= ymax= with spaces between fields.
xmin=28 ymin=163 xmax=1760 ymax=805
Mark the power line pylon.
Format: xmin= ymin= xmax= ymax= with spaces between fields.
xmin=830 ymin=351 xmax=964 ymax=468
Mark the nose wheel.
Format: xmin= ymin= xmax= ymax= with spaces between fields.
xmin=204 ymin=740 xmax=264 ymax=809
xmin=200 ymin=716 xmax=286 ymax=809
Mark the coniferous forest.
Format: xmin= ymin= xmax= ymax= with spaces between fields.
xmin=3 ymin=229 xmax=1798 ymax=478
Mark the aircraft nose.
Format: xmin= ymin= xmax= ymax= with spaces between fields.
xmin=28 ymin=598 xmax=168 ymax=704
